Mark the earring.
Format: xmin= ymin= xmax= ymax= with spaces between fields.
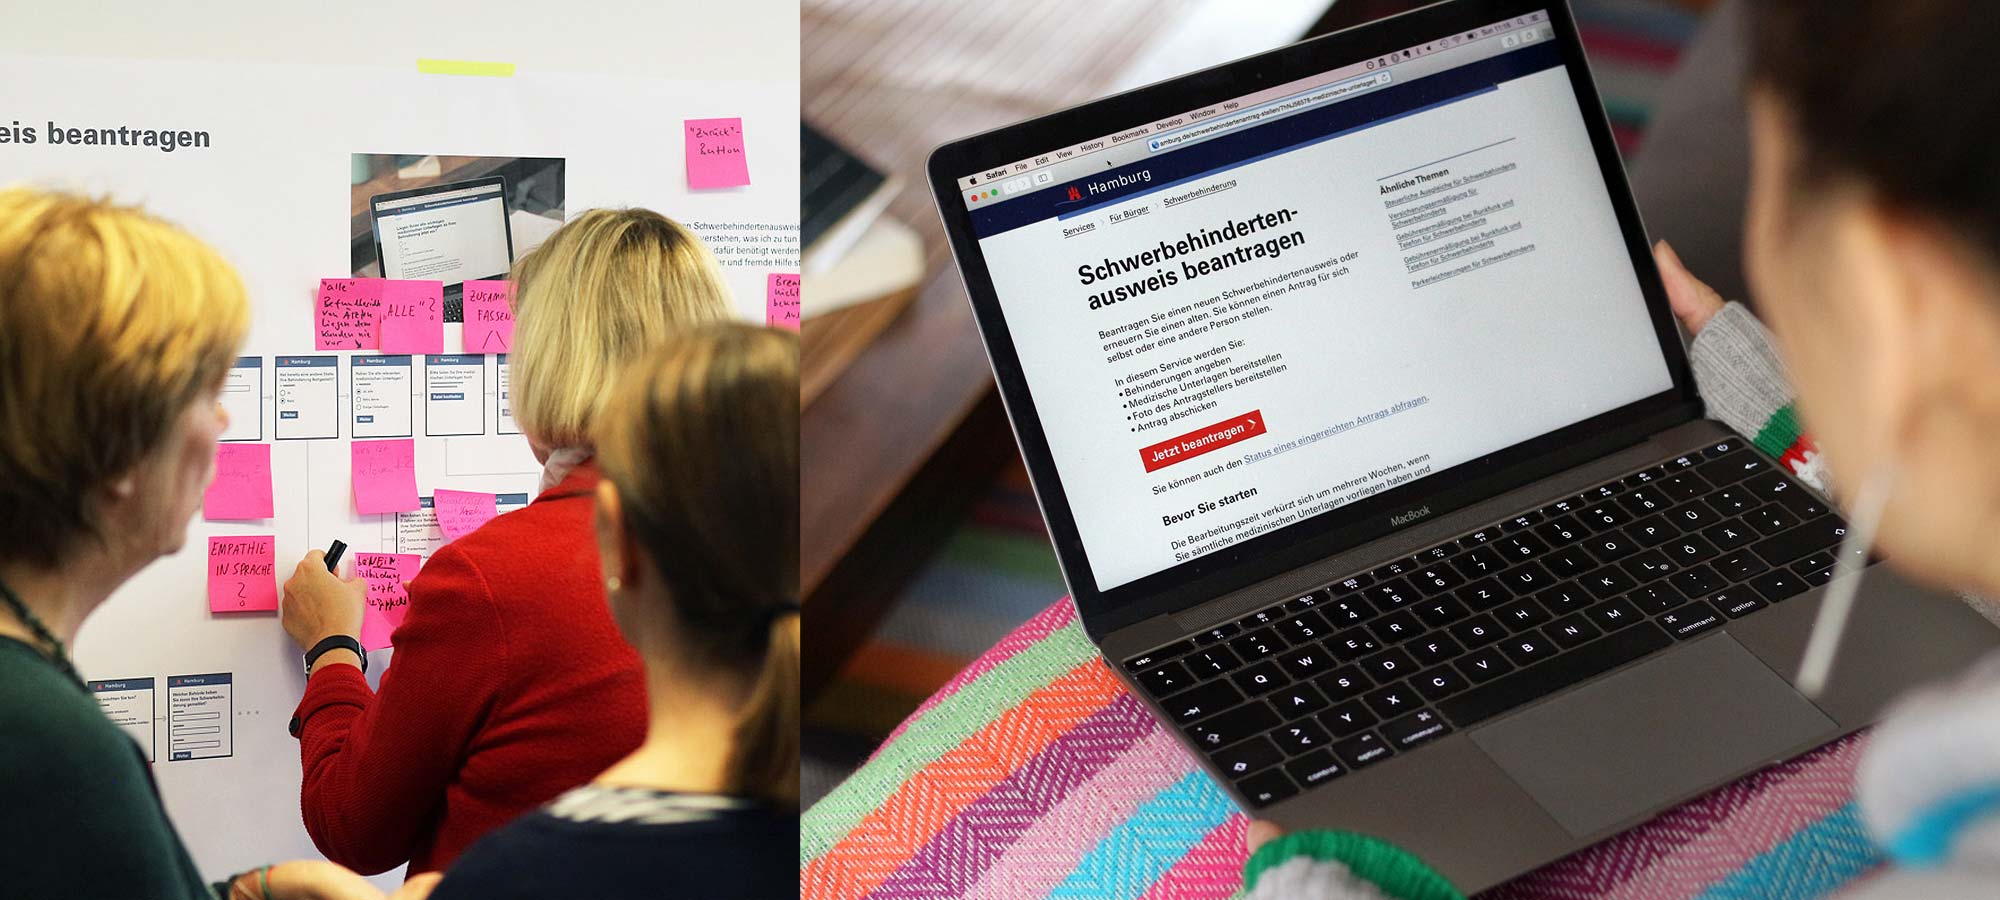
xmin=605 ymin=577 xmax=622 ymax=594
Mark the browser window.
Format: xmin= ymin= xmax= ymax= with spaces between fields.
xmin=960 ymin=10 xmax=1672 ymax=591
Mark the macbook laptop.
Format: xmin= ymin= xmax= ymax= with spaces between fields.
xmin=927 ymin=0 xmax=2000 ymax=889
xmin=370 ymin=174 xmax=515 ymax=321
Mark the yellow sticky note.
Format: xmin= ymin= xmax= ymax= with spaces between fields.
xmin=416 ymin=59 xmax=516 ymax=77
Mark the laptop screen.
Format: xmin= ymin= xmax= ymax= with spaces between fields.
xmin=372 ymin=179 xmax=513 ymax=290
xmin=955 ymin=9 xmax=1673 ymax=592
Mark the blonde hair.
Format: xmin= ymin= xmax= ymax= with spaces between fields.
xmin=509 ymin=208 xmax=731 ymax=450
xmin=594 ymin=324 xmax=799 ymax=809
xmin=0 ymin=188 xmax=249 ymax=566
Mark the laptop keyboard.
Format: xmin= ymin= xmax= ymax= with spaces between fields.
xmin=1120 ymin=437 xmax=1855 ymax=808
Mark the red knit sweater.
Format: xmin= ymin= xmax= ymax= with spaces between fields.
xmin=290 ymin=462 xmax=648 ymax=875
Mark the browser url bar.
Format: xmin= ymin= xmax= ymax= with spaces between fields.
xmin=1148 ymin=70 xmax=1395 ymax=153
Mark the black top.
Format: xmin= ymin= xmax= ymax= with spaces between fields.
xmin=429 ymin=784 xmax=797 ymax=900
xmin=0 ymin=637 xmax=217 ymax=899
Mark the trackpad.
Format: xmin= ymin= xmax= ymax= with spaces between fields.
xmin=1470 ymin=634 xmax=1835 ymax=838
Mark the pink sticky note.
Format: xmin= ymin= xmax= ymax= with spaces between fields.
xmin=203 ymin=443 xmax=274 ymax=519
xmin=316 ymin=278 xmax=385 ymax=350
xmin=353 ymin=552 xmax=421 ymax=650
xmin=461 ymin=280 xmax=516 ymax=353
xmin=351 ymin=439 xmax=419 ymax=514
xmin=207 ymin=536 xmax=277 ymax=612
xmin=766 ymin=273 xmax=800 ymax=331
xmin=379 ymin=280 xmax=445 ymax=354
xmin=685 ymin=117 xmax=750 ymax=189
xmin=434 ymin=489 xmax=498 ymax=542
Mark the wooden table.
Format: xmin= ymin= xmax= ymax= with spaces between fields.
xmin=799 ymin=0 xmax=1398 ymax=700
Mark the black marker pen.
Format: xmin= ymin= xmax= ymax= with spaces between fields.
xmin=323 ymin=540 xmax=347 ymax=573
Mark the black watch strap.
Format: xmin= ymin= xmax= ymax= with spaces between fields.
xmin=303 ymin=634 xmax=365 ymax=677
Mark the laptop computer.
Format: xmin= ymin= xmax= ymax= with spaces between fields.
xmin=370 ymin=175 xmax=515 ymax=321
xmin=926 ymin=0 xmax=2000 ymax=889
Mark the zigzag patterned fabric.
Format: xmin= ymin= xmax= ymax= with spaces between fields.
xmin=802 ymin=407 xmax=1874 ymax=899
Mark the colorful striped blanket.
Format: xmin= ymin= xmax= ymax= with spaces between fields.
xmin=802 ymin=599 xmax=1882 ymax=899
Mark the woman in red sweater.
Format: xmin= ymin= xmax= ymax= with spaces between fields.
xmin=277 ymin=208 xmax=732 ymax=876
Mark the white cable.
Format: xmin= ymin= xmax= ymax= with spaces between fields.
xmin=1796 ymin=467 xmax=1896 ymax=698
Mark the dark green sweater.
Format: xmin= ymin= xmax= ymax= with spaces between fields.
xmin=0 ymin=637 xmax=219 ymax=900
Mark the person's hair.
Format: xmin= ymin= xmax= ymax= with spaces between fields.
xmin=1747 ymin=0 xmax=2000 ymax=261
xmin=594 ymin=323 xmax=800 ymax=809
xmin=508 ymin=208 xmax=732 ymax=451
xmin=0 ymin=188 xmax=249 ymax=568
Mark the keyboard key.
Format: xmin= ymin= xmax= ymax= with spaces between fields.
xmin=1618 ymin=489 xmax=1670 ymax=517
xmin=1362 ymin=682 xmax=1421 ymax=719
xmin=1499 ymin=631 xmax=1557 ymax=666
xmin=1749 ymin=569 xmax=1809 ymax=603
xmin=1367 ymin=610 xmax=1424 ymax=645
xmin=1500 ymin=560 xmax=1556 ymax=593
xmin=1741 ymin=471 xmax=1803 ymax=505
xmin=1360 ymin=646 xmax=1418 ymax=681
xmin=1319 ymin=700 xmax=1377 ymax=737
xmin=1463 ymin=527 xmax=1502 ymax=544
xmin=1664 ymin=535 xmax=1720 ymax=566
xmin=1236 ymin=768 xmax=1298 ymax=808
xmin=1319 ymin=595 xmax=1375 ymax=628
xmin=1621 ymin=549 xmax=1680 ymax=582
xmin=1535 ymin=516 xmax=1591 ymax=546
xmin=1580 ymin=505 xmax=1628 ymax=529
xmin=1275 ymin=610 xmax=1332 ymax=645
xmin=1330 ymin=730 xmax=1393 ymax=769
xmin=1583 ymin=530 xmax=1639 ymax=562
xmin=1498 ymin=534 xmax=1550 ymax=563
xmin=1668 ymin=453 xmax=1701 ymax=469
xmin=1454 ymin=645 xmax=1515 ymax=682
xmin=1506 ymin=511 xmax=1541 ymax=530
xmin=1666 ymin=501 xmax=1718 ymax=530
xmin=1450 ymin=546 xmax=1509 ymax=580
xmin=1228 ymin=628 xmax=1288 ymax=661
xmin=1124 ymin=640 xmax=1195 ymax=672
xmin=1630 ymin=581 xmax=1683 ymax=614
xmin=1705 ymin=486 xmax=1758 ymax=517
xmin=1751 ymin=516 xmax=1848 ymax=567
xmin=1409 ymin=633 xmax=1464 ymax=666
xmin=1327 ymin=631 xmax=1381 ymax=663
xmin=1657 ymin=471 xmax=1711 ymax=503
xmin=1541 ymin=545 xmax=1599 ymax=579
xmin=1580 ymin=565 xmax=1638 ymax=599
xmin=1627 ymin=515 xmax=1675 ymax=546
xmin=1493 ymin=597 xmax=1551 ymax=631
xmin=1696 ymin=452 xmax=1764 ymax=485
xmin=1162 ymin=679 xmax=1243 ymax=724
xmin=1236 ymin=608 xmax=1284 ymax=631
xmin=1335 ymin=574 xmax=1371 ymax=593
xmin=1196 ymin=622 xmax=1241 ymax=645
xmin=1415 ymin=542 xmax=1458 ymax=564
xmin=1803 ymin=566 xmax=1835 ymax=586
xmin=1657 ymin=600 xmax=1723 ymax=639
xmin=1368 ymin=579 xmax=1422 ymax=612
xmin=1137 ymin=661 xmax=1195 ymax=696
xmin=1454 ymin=578 xmax=1512 ymax=610
xmin=1705 ymin=438 xmax=1744 ymax=456
xmin=1184 ymin=647 xmax=1242 ymax=678
xmin=1186 ymin=701 xmax=1279 ymax=750
xmin=1670 ymin=565 xmax=1726 ymax=598
xmin=1438 ymin=623 xmax=1672 ymax=726
xmin=1791 ymin=551 xmax=1836 ymax=575
xmin=1270 ymin=682 xmax=1330 ymax=718
xmin=1315 ymin=665 xmax=1372 ymax=702
xmin=1712 ymin=549 xmax=1770 ymax=581
xmin=1710 ymin=588 xmax=1766 ymax=618
xmin=1582 ymin=482 xmax=1621 ymax=502
xmin=1748 ymin=504 xmax=1798 ymax=536
xmin=1380 ymin=708 xmax=1452 ymax=749
xmin=1540 ymin=496 xmax=1587 ymax=518
xmin=1544 ymin=613 xmax=1601 ymax=648
xmin=1410 ymin=565 xmax=1464 ymax=593
xmin=1284 ymin=749 xmax=1347 ymax=788
xmin=1414 ymin=596 xmax=1470 ymax=629
xmin=1449 ymin=614 xmax=1508 ymax=647
xmin=1278 ymin=645 xmax=1337 ymax=681
xmin=1212 ymin=735 xmax=1283 ymax=778
xmin=1371 ymin=558 xmax=1419 ymax=581
xmin=1410 ymin=665 xmax=1469 ymax=701
xmin=1772 ymin=487 xmax=1829 ymax=520
xmin=1230 ymin=661 xmax=1290 ymax=695
xmin=1536 ymin=582 xmax=1594 ymax=616
xmin=1623 ymin=467 xmax=1667 ymax=488
xmin=1703 ymin=520 xmax=1757 ymax=551
xmin=1275 ymin=720 xmax=1333 ymax=754
xmin=1282 ymin=593 xmax=1324 ymax=614
xmin=1584 ymin=598 xmax=1643 ymax=631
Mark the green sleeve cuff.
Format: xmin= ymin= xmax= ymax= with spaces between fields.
xmin=1750 ymin=403 xmax=1804 ymax=460
xmin=1244 ymin=830 xmax=1465 ymax=900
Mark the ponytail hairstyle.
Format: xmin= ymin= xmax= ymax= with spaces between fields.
xmin=594 ymin=323 xmax=799 ymax=809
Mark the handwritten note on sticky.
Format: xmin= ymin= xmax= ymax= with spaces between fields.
xmin=461 ymin=280 xmax=516 ymax=353
xmin=207 ymin=536 xmax=277 ymax=612
xmin=354 ymin=552 xmax=421 ymax=650
xmin=380 ymin=280 xmax=445 ymax=354
xmin=434 ymin=489 xmax=498 ymax=542
xmin=203 ymin=443 xmax=274 ymax=520
xmin=766 ymin=273 xmax=801 ymax=331
xmin=316 ymin=278 xmax=385 ymax=350
xmin=685 ymin=117 xmax=750 ymax=189
xmin=351 ymin=439 xmax=419 ymax=514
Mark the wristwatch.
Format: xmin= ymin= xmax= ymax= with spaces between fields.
xmin=303 ymin=634 xmax=366 ymax=677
